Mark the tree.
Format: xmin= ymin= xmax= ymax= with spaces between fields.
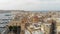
xmin=9 ymin=26 xmax=13 ymax=31
xmin=50 ymin=20 xmax=56 ymax=34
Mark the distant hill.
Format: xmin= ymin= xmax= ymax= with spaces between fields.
xmin=0 ymin=10 xmax=60 ymax=14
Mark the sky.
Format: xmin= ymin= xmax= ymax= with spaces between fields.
xmin=0 ymin=0 xmax=60 ymax=11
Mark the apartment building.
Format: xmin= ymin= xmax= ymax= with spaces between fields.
xmin=0 ymin=12 xmax=15 ymax=34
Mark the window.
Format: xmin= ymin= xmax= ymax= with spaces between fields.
xmin=5 ymin=14 xmax=11 ymax=16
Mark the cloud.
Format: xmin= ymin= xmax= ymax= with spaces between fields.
xmin=0 ymin=0 xmax=60 ymax=11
